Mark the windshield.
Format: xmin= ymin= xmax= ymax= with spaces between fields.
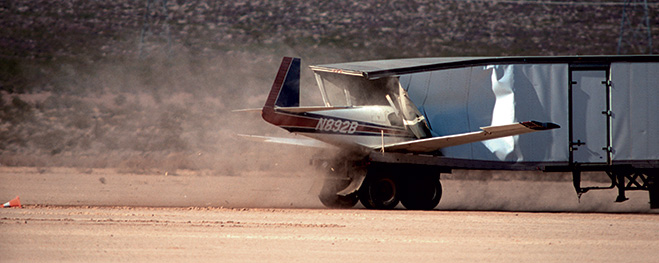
xmin=314 ymin=72 xmax=399 ymax=107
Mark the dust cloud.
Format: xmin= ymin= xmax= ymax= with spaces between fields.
xmin=1 ymin=47 xmax=329 ymax=176
xmin=439 ymin=170 xmax=655 ymax=213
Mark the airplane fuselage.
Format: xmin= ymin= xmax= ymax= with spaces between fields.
xmin=273 ymin=105 xmax=414 ymax=150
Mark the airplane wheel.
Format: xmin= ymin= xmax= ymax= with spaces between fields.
xmin=359 ymin=176 xmax=399 ymax=209
xmin=318 ymin=178 xmax=358 ymax=209
xmin=400 ymin=176 xmax=442 ymax=210
xmin=319 ymin=193 xmax=358 ymax=208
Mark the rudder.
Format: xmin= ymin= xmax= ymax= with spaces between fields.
xmin=263 ymin=57 xmax=300 ymax=109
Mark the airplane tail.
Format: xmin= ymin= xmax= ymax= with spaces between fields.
xmin=263 ymin=57 xmax=300 ymax=110
xmin=262 ymin=57 xmax=301 ymax=126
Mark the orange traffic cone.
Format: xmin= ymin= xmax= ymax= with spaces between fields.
xmin=2 ymin=196 xmax=21 ymax=208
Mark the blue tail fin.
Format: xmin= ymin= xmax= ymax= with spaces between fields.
xmin=264 ymin=57 xmax=300 ymax=109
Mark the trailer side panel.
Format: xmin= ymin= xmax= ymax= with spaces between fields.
xmin=611 ymin=62 xmax=659 ymax=162
xmin=401 ymin=64 xmax=569 ymax=163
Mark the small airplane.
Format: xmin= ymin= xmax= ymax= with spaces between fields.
xmin=250 ymin=57 xmax=559 ymax=210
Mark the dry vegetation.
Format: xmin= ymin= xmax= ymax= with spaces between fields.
xmin=0 ymin=0 xmax=656 ymax=175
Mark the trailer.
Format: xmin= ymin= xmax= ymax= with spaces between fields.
xmin=306 ymin=55 xmax=658 ymax=209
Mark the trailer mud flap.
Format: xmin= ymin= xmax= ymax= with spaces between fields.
xmin=649 ymin=175 xmax=659 ymax=209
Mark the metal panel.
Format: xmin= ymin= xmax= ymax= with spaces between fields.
xmin=570 ymin=70 xmax=609 ymax=164
xmin=515 ymin=64 xmax=569 ymax=163
xmin=401 ymin=64 xmax=569 ymax=162
xmin=414 ymin=68 xmax=473 ymax=159
xmin=469 ymin=65 xmax=511 ymax=160
xmin=401 ymin=72 xmax=431 ymax=115
xmin=479 ymin=64 xmax=569 ymax=162
xmin=611 ymin=62 xmax=659 ymax=161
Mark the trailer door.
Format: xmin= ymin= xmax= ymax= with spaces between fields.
xmin=569 ymin=68 xmax=610 ymax=164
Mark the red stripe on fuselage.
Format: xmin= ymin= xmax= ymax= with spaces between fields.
xmin=270 ymin=110 xmax=411 ymax=137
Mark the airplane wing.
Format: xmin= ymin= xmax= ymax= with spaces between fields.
xmin=381 ymin=121 xmax=560 ymax=153
xmin=237 ymin=134 xmax=333 ymax=148
xmin=231 ymin=108 xmax=262 ymax=113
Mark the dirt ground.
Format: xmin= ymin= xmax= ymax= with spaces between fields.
xmin=1 ymin=167 xmax=657 ymax=262
xmin=0 ymin=166 xmax=654 ymax=212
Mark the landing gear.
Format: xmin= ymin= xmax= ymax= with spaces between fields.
xmin=318 ymin=177 xmax=358 ymax=209
xmin=315 ymin=158 xmax=444 ymax=210
xmin=400 ymin=175 xmax=442 ymax=210
xmin=358 ymin=175 xmax=400 ymax=209
xmin=314 ymin=154 xmax=366 ymax=209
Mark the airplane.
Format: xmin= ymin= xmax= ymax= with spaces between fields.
xmin=249 ymin=56 xmax=560 ymax=210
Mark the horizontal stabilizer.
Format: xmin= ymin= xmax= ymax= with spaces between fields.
xmin=238 ymin=134 xmax=333 ymax=148
xmin=232 ymin=108 xmax=262 ymax=113
xmin=381 ymin=121 xmax=559 ymax=153
xmin=275 ymin=106 xmax=352 ymax=113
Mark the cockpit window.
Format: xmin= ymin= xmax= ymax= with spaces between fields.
xmin=388 ymin=112 xmax=404 ymax=127
xmin=314 ymin=72 xmax=399 ymax=107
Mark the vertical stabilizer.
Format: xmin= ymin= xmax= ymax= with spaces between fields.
xmin=262 ymin=57 xmax=301 ymax=125
xmin=264 ymin=57 xmax=300 ymax=109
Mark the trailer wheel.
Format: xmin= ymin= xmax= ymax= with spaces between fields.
xmin=400 ymin=176 xmax=442 ymax=210
xmin=359 ymin=176 xmax=399 ymax=209
xmin=318 ymin=178 xmax=358 ymax=209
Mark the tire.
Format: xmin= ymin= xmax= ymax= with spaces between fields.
xmin=400 ymin=176 xmax=442 ymax=210
xmin=318 ymin=178 xmax=358 ymax=209
xmin=358 ymin=175 xmax=399 ymax=209
xmin=319 ymin=193 xmax=358 ymax=208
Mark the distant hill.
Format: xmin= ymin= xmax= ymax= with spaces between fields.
xmin=1 ymin=0 xmax=656 ymax=62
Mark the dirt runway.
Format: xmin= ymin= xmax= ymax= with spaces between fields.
xmin=2 ymin=206 xmax=658 ymax=262
xmin=1 ymin=167 xmax=657 ymax=262
xmin=0 ymin=166 xmax=654 ymax=212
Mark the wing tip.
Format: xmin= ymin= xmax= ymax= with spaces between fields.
xmin=522 ymin=121 xmax=561 ymax=130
